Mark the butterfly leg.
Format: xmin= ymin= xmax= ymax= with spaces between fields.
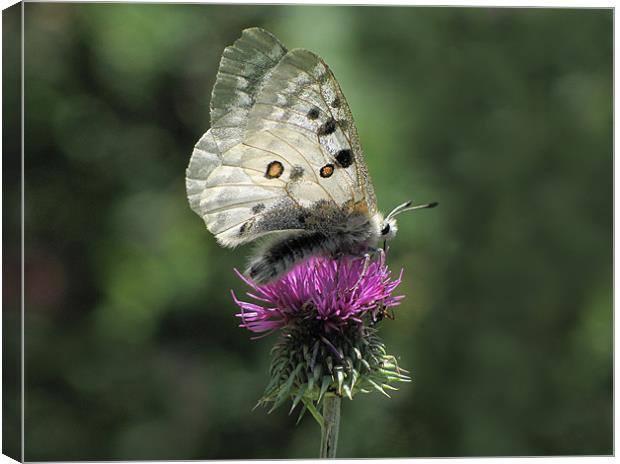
xmin=350 ymin=246 xmax=382 ymax=260
xmin=347 ymin=252 xmax=372 ymax=293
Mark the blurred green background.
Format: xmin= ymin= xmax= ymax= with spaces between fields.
xmin=6 ymin=3 xmax=613 ymax=459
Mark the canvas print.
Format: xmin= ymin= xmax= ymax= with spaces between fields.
xmin=2 ymin=3 xmax=612 ymax=460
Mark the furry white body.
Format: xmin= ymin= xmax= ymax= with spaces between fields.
xmin=246 ymin=208 xmax=385 ymax=283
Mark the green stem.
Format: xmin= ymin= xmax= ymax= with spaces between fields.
xmin=319 ymin=395 xmax=341 ymax=458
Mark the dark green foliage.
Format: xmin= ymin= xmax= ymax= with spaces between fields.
xmin=15 ymin=4 xmax=611 ymax=460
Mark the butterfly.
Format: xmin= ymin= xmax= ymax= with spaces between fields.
xmin=186 ymin=28 xmax=436 ymax=284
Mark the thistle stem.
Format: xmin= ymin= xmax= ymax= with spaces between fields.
xmin=319 ymin=395 xmax=341 ymax=458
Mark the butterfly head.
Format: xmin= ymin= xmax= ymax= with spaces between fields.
xmin=381 ymin=200 xmax=439 ymax=241
xmin=380 ymin=217 xmax=399 ymax=241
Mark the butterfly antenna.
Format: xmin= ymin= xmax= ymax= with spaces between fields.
xmin=386 ymin=201 xmax=413 ymax=220
xmin=388 ymin=201 xmax=438 ymax=219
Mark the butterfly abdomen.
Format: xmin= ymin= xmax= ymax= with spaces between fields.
xmin=246 ymin=208 xmax=381 ymax=284
xmin=247 ymin=231 xmax=330 ymax=283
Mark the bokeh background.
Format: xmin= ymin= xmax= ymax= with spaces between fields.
xmin=4 ymin=3 xmax=612 ymax=460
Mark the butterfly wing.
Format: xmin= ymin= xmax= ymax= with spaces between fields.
xmin=186 ymin=29 xmax=377 ymax=247
xmin=186 ymin=28 xmax=287 ymax=219
xmin=247 ymin=48 xmax=377 ymax=214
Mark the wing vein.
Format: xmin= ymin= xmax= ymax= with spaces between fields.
xmin=222 ymin=56 xmax=273 ymax=70
xmin=282 ymin=59 xmax=365 ymax=198
xmin=253 ymin=100 xmax=358 ymax=197
xmin=205 ymin=197 xmax=281 ymax=214
xmin=265 ymin=129 xmax=338 ymax=203
xmin=202 ymin=183 xmax=284 ymax=190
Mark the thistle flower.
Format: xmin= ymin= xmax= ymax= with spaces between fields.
xmin=231 ymin=252 xmax=411 ymax=424
xmin=232 ymin=253 xmax=403 ymax=333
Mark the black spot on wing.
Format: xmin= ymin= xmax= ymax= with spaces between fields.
xmin=252 ymin=203 xmax=265 ymax=214
xmin=239 ymin=218 xmax=256 ymax=237
xmin=290 ymin=165 xmax=304 ymax=181
xmin=331 ymin=96 xmax=341 ymax=108
xmin=335 ymin=149 xmax=353 ymax=168
xmin=307 ymin=107 xmax=320 ymax=120
xmin=317 ymin=118 xmax=337 ymax=136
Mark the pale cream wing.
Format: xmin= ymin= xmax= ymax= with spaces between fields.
xmin=186 ymin=28 xmax=288 ymax=219
xmin=204 ymin=128 xmax=353 ymax=247
xmin=209 ymin=27 xmax=287 ymax=153
xmin=246 ymin=48 xmax=378 ymax=214
xmin=187 ymin=30 xmax=377 ymax=249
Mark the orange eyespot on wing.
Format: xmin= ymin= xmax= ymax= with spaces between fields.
xmin=319 ymin=164 xmax=335 ymax=178
xmin=265 ymin=160 xmax=284 ymax=179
